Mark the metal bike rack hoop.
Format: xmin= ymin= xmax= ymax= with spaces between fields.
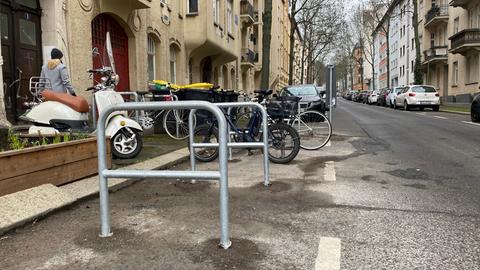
xmin=189 ymin=102 xmax=269 ymax=187
xmin=96 ymin=101 xmax=231 ymax=249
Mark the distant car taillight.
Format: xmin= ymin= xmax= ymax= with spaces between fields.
xmin=408 ymin=93 xmax=416 ymax=97
xmin=435 ymin=93 xmax=439 ymax=97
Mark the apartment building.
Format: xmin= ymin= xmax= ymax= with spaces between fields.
xmin=447 ymin=0 xmax=480 ymax=101
xmin=1 ymin=0 xmax=307 ymax=123
xmin=373 ymin=26 xmax=389 ymax=89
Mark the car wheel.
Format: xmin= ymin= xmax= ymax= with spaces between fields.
xmin=472 ymin=103 xmax=480 ymax=122
xmin=433 ymin=105 xmax=439 ymax=112
xmin=404 ymin=101 xmax=410 ymax=111
xmin=419 ymin=107 xmax=425 ymax=111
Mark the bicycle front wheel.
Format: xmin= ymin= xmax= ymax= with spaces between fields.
xmin=163 ymin=109 xmax=196 ymax=140
xmin=267 ymin=123 xmax=300 ymax=164
xmin=291 ymin=111 xmax=332 ymax=150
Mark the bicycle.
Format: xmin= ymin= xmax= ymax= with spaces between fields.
xmin=237 ymin=91 xmax=332 ymax=151
xmin=193 ymin=89 xmax=300 ymax=164
xmin=135 ymin=84 xmax=196 ymax=140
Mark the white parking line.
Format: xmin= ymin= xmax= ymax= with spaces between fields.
xmin=462 ymin=121 xmax=480 ymax=127
xmin=434 ymin=116 xmax=448 ymax=120
xmin=324 ymin=161 xmax=336 ymax=182
xmin=315 ymin=237 xmax=341 ymax=270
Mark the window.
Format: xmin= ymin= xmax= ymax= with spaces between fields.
xmin=412 ymin=38 xmax=414 ymax=49
xmin=214 ymin=0 xmax=220 ymax=24
xmin=19 ymin=19 xmax=36 ymax=46
xmin=227 ymin=0 xmax=233 ymax=33
xmin=1 ymin=13 xmax=8 ymax=41
xmin=147 ymin=35 xmax=156 ymax=82
xmin=469 ymin=6 xmax=480 ymax=28
xmin=466 ymin=54 xmax=479 ymax=83
xmin=15 ymin=0 xmax=37 ymax=9
xmin=170 ymin=46 xmax=177 ymax=83
xmin=453 ymin=61 xmax=458 ymax=85
xmin=454 ymin=17 xmax=459 ymax=34
xmin=187 ymin=0 xmax=198 ymax=14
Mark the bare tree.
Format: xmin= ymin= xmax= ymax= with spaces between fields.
xmin=298 ymin=0 xmax=344 ymax=84
xmin=411 ymin=0 xmax=423 ymax=84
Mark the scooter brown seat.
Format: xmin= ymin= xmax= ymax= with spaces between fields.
xmin=42 ymin=90 xmax=90 ymax=113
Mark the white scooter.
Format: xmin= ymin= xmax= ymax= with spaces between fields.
xmin=20 ymin=33 xmax=143 ymax=159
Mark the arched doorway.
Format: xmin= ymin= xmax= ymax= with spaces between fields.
xmin=200 ymin=57 xmax=212 ymax=83
xmin=1 ymin=0 xmax=42 ymax=123
xmin=91 ymin=13 xmax=129 ymax=91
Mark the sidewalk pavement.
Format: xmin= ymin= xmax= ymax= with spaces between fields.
xmin=0 ymin=148 xmax=189 ymax=236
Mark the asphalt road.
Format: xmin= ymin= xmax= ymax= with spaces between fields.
xmin=0 ymin=99 xmax=479 ymax=269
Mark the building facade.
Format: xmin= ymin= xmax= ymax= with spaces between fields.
xmin=0 ymin=0 xmax=307 ymax=123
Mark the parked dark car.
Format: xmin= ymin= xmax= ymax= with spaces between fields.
xmin=279 ymin=84 xmax=326 ymax=114
xmin=376 ymin=89 xmax=389 ymax=106
xmin=472 ymin=94 xmax=480 ymax=122
xmin=356 ymin=90 xmax=368 ymax=103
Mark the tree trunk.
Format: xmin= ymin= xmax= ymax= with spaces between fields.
xmin=300 ymin=44 xmax=306 ymax=84
xmin=288 ymin=18 xmax=296 ymax=85
xmin=385 ymin=23 xmax=390 ymax=88
xmin=260 ymin=0 xmax=273 ymax=90
xmin=412 ymin=0 xmax=423 ymax=84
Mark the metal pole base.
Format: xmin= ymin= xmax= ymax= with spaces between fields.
xmin=99 ymin=232 xmax=113 ymax=238
xmin=219 ymin=240 xmax=232 ymax=250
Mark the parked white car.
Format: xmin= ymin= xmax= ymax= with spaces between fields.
xmin=394 ymin=85 xmax=440 ymax=111
xmin=386 ymin=87 xmax=404 ymax=108
xmin=367 ymin=90 xmax=379 ymax=105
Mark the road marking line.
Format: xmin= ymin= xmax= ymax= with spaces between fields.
xmin=434 ymin=116 xmax=448 ymax=120
xmin=324 ymin=161 xmax=336 ymax=182
xmin=462 ymin=121 xmax=480 ymax=127
xmin=315 ymin=237 xmax=341 ymax=270
xmin=416 ymin=112 xmax=426 ymax=116
xmin=326 ymin=141 xmax=331 ymax=147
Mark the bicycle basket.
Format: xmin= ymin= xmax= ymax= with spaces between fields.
xmin=266 ymin=96 xmax=300 ymax=119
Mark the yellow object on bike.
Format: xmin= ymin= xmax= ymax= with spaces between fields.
xmin=181 ymin=83 xmax=214 ymax=89
xmin=152 ymin=80 xmax=180 ymax=90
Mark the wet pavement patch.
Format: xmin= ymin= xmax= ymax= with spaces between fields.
xmin=251 ymin=181 xmax=291 ymax=193
xmin=361 ymin=175 xmax=375 ymax=181
xmin=74 ymin=227 xmax=146 ymax=253
xmin=403 ymin=183 xmax=428 ymax=190
xmin=384 ymin=168 xmax=429 ymax=180
xmin=193 ymin=238 xmax=265 ymax=270
xmin=172 ymin=181 xmax=212 ymax=193
xmin=378 ymin=180 xmax=389 ymax=185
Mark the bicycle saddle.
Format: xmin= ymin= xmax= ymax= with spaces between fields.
xmin=254 ymin=89 xmax=273 ymax=96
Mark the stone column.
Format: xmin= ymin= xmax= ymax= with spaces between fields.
xmin=0 ymin=37 xmax=10 ymax=126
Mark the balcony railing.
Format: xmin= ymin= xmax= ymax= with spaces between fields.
xmin=449 ymin=0 xmax=470 ymax=9
xmin=423 ymin=46 xmax=448 ymax=63
xmin=425 ymin=5 xmax=449 ymax=26
xmin=240 ymin=0 xmax=256 ymax=25
xmin=449 ymin=28 xmax=480 ymax=54
xmin=241 ymin=48 xmax=256 ymax=65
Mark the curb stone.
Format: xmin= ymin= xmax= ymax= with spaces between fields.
xmin=0 ymin=148 xmax=190 ymax=236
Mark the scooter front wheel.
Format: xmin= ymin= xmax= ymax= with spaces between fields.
xmin=111 ymin=128 xmax=143 ymax=159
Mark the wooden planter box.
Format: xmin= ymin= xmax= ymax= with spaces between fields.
xmin=0 ymin=137 xmax=111 ymax=196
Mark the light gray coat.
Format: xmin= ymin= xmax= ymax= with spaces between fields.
xmin=40 ymin=59 xmax=75 ymax=95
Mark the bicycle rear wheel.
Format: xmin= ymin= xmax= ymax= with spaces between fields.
xmin=163 ymin=109 xmax=196 ymax=140
xmin=291 ymin=111 xmax=332 ymax=150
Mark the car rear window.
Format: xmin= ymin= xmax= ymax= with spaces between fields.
xmin=412 ymin=86 xmax=436 ymax=93
xmin=284 ymin=86 xmax=318 ymax=96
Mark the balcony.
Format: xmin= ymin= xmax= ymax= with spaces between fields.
xmin=424 ymin=5 xmax=449 ymax=29
xmin=241 ymin=48 xmax=256 ymax=68
xmin=423 ymin=46 xmax=448 ymax=64
xmin=449 ymin=28 xmax=480 ymax=55
xmin=240 ymin=0 xmax=256 ymax=26
xmin=449 ymin=0 xmax=471 ymax=9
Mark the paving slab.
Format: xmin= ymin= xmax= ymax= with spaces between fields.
xmin=0 ymin=148 xmax=190 ymax=236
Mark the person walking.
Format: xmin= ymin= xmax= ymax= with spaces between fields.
xmin=40 ymin=48 xmax=76 ymax=96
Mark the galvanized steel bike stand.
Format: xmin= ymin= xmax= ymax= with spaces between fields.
xmin=189 ymin=102 xmax=270 ymax=187
xmin=96 ymin=101 xmax=231 ymax=249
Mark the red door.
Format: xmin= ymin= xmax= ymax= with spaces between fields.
xmin=91 ymin=14 xmax=129 ymax=92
